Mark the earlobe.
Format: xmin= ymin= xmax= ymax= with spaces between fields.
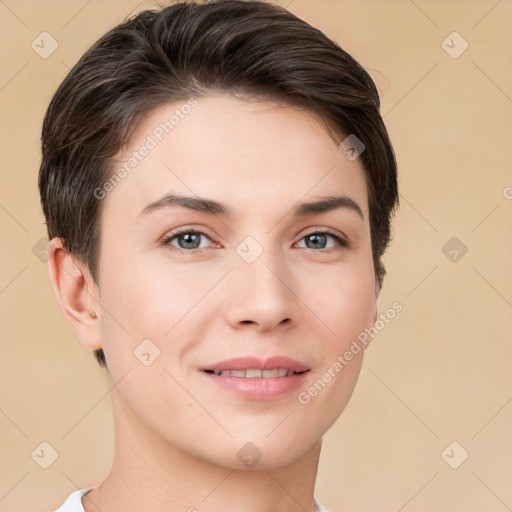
xmin=373 ymin=281 xmax=379 ymax=324
xmin=47 ymin=238 xmax=103 ymax=351
xmin=370 ymin=297 xmax=378 ymax=326
xmin=367 ymin=281 xmax=379 ymax=328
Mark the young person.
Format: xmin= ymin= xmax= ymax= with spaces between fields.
xmin=39 ymin=1 xmax=398 ymax=510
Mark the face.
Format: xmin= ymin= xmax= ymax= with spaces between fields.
xmin=94 ymin=94 xmax=377 ymax=469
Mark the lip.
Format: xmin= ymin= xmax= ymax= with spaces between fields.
xmin=199 ymin=356 xmax=310 ymax=400
xmin=199 ymin=356 xmax=310 ymax=373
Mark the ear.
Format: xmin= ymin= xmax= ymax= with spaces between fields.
xmin=47 ymin=238 xmax=103 ymax=352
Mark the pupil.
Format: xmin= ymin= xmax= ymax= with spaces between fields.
xmin=307 ymin=234 xmax=326 ymax=249
xmin=180 ymin=233 xmax=200 ymax=249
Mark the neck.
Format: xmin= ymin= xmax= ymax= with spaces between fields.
xmin=82 ymin=389 xmax=322 ymax=512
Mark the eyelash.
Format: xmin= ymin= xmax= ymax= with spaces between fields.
xmin=161 ymin=229 xmax=349 ymax=253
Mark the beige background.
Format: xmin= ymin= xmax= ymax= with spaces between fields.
xmin=1 ymin=1 xmax=511 ymax=511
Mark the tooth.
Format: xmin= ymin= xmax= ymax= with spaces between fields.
xmin=245 ymin=369 xmax=263 ymax=378
xmin=212 ymin=368 xmax=299 ymax=378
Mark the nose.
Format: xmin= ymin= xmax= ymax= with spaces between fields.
xmin=222 ymin=248 xmax=299 ymax=333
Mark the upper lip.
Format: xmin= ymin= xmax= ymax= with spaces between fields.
xmin=200 ymin=356 xmax=310 ymax=373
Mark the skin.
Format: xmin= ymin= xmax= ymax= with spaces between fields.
xmin=48 ymin=94 xmax=378 ymax=512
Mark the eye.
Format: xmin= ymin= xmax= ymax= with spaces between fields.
xmin=295 ymin=231 xmax=348 ymax=250
xmin=161 ymin=229 xmax=348 ymax=253
xmin=162 ymin=230 xmax=215 ymax=251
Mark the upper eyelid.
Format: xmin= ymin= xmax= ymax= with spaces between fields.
xmin=295 ymin=231 xmax=348 ymax=248
xmin=162 ymin=228 xmax=215 ymax=246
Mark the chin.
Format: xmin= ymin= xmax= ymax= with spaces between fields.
xmin=206 ymin=431 xmax=320 ymax=471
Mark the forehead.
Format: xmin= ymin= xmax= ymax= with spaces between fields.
xmin=103 ymin=95 xmax=369 ymax=220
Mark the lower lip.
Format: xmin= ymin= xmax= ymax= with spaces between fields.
xmin=201 ymin=371 xmax=310 ymax=400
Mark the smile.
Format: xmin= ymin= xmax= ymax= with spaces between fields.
xmin=200 ymin=356 xmax=311 ymax=400
xmin=203 ymin=368 xmax=307 ymax=378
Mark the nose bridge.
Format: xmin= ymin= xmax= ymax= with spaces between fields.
xmin=224 ymin=236 xmax=296 ymax=330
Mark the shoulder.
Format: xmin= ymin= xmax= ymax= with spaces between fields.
xmin=54 ymin=488 xmax=93 ymax=512
xmin=314 ymin=496 xmax=331 ymax=512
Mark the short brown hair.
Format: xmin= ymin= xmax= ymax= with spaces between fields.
xmin=38 ymin=0 xmax=398 ymax=369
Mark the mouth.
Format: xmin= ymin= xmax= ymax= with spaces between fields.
xmin=199 ymin=356 xmax=311 ymax=400
xmin=203 ymin=368 xmax=309 ymax=378
xmin=199 ymin=355 xmax=310 ymax=375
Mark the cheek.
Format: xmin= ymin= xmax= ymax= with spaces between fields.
xmin=296 ymin=263 xmax=374 ymax=429
xmin=302 ymin=257 xmax=376 ymax=348
xmin=336 ymin=277 xmax=376 ymax=342
xmin=100 ymin=251 xmax=203 ymax=332
xmin=98 ymin=251 xmax=227 ymax=371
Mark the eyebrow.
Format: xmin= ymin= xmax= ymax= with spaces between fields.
xmin=138 ymin=193 xmax=364 ymax=220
